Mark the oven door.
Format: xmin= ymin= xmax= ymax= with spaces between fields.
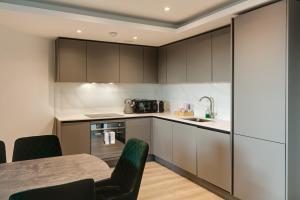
xmin=90 ymin=122 xmax=125 ymax=161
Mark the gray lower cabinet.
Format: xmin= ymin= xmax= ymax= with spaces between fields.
xmin=60 ymin=122 xmax=90 ymax=155
xmin=56 ymin=38 xmax=87 ymax=82
xmin=172 ymin=123 xmax=197 ymax=175
xmin=126 ymin=118 xmax=151 ymax=153
xmin=187 ymin=33 xmax=212 ymax=83
xmin=158 ymin=47 xmax=167 ymax=84
xmin=212 ymin=27 xmax=231 ymax=82
xmin=197 ymin=129 xmax=231 ymax=192
xmin=143 ymin=47 xmax=158 ymax=83
xmin=152 ymin=118 xmax=173 ymax=163
xmin=87 ymin=41 xmax=119 ymax=83
xmin=234 ymin=134 xmax=285 ymax=200
xmin=120 ymin=44 xmax=143 ymax=83
xmin=166 ymin=41 xmax=187 ymax=83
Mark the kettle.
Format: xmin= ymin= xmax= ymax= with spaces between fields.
xmin=124 ymin=98 xmax=134 ymax=114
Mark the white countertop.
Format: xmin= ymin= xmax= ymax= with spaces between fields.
xmin=56 ymin=112 xmax=231 ymax=133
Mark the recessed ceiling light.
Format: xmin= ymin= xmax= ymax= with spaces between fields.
xmin=76 ymin=29 xmax=82 ymax=34
xmin=164 ymin=7 xmax=170 ymax=12
xmin=133 ymin=36 xmax=138 ymax=40
xmin=109 ymin=32 xmax=118 ymax=37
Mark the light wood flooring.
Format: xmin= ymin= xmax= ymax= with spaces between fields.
xmin=138 ymin=162 xmax=223 ymax=200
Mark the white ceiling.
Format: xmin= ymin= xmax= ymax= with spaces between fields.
xmin=0 ymin=0 xmax=273 ymax=46
xmin=33 ymin=0 xmax=237 ymax=24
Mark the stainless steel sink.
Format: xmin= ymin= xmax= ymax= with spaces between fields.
xmin=183 ymin=117 xmax=213 ymax=122
xmin=85 ymin=113 xmax=124 ymax=118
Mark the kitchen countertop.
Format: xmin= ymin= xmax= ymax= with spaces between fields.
xmin=56 ymin=112 xmax=231 ymax=133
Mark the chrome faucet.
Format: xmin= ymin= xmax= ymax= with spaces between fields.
xmin=199 ymin=96 xmax=215 ymax=119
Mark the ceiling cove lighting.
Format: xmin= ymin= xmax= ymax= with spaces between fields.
xmin=164 ymin=7 xmax=170 ymax=12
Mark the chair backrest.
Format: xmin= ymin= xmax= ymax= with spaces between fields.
xmin=9 ymin=179 xmax=95 ymax=200
xmin=111 ymin=138 xmax=149 ymax=198
xmin=12 ymin=135 xmax=62 ymax=162
xmin=0 ymin=140 xmax=6 ymax=164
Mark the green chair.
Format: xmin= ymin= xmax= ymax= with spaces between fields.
xmin=12 ymin=135 xmax=62 ymax=162
xmin=9 ymin=179 xmax=95 ymax=200
xmin=95 ymin=138 xmax=149 ymax=200
xmin=0 ymin=140 xmax=6 ymax=164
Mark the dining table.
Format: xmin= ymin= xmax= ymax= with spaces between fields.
xmin=0 ymin=154 xmax=112 ymax=200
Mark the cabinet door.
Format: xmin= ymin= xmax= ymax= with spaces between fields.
xmin=212 ymin=27 xmax=231 ymax=82
xmin=158 ymin=47 xmax=167 ymax=84
xmin=126 ymin=118 xmax=151 ymax=152
xmin=56 ymin=39 xmax=87 ymax=82
xmin=61 ymin=122 xmax=90 ymax=155
xmin=87 ymin=41 xmax=119 ymax=83
xmin=166 ymin=41 xmax=187 ymax=83
xmin=152 ymin=118 xmax=173 ymax=162
xmin=143 ymin=47 xmax=158 ymax=83
xmin=234 ymin=1 xmax=286 ymax=143
xmin=120 ymin=44 xmax=143 ymax=83
xmin=234 ymin=134 xmax=285 ymax=200
xmin=197 ymin=129 xmax=231 ymax=192
xmin=172 ymin=123 xmax=197 ymax=175
xmin=187 ymin=33 xmax=212 ymax=83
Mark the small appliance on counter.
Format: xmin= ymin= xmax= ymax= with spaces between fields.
xmin=158 ymin=100 xmax=164 ymax=113
xmin=123 ymin=98 xmax=134 ymax=114
xmin=132 ymin=99 xmax=158 ymax=113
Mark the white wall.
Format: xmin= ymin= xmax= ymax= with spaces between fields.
xmin=0 ymin=26 xmax=55 ymax=161
xmin=55 ymin=83 xmax=161 ymax=114
xmin=55 ymin=83 xmax=231 ymax=120
xmin=160 ymin=83 xmax=231 ymax=120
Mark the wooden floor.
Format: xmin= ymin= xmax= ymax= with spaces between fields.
xmin=138 ymin=162 xmax=223 ymax=200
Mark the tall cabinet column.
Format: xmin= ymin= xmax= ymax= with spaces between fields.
xmin=233 ymin=1 xmax=286 ymax=200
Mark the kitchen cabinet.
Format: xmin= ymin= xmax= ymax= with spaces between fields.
xmin=212 ymin=27 xmax=231 ymax=82
xmin=152 ymin=118 xmax=173 ymax=163
xmin=87 ymin=41 xmax=119 ymax=83
xmin=60 ymin=122 xmax=90 ymax=155
xmin=187 ymin=33 xmax=212 ymax=83
xmin=172 ymin=123 xmax=197 ymax=175
xmin=197 ymin=129 xmax=231 ymax=192
xmin=234 ymin=134 xmax=285 ymax=200
xmin=234 ymin=1 xmax=286 ymax=143
xmin=126 ymin=118 xmax=151 ymax=153
xmin=120 ymin=44 xmax=143 ymax=83
xmin=56 ymin=38 xmax=87 ymax=82
xmin=158 ymin=47 xmax=167 ymax=84
xmin=143 ymin=47 xmax=158 ymax=83
xmin=166 ymin=41 xmax=187 ymax=83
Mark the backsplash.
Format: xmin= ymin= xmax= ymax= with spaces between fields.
xmin=55 ymin=83 xmax=231 ymax=120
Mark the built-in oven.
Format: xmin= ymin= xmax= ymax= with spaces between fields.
xmin=90 ymin=121 xmax=126 ymax=166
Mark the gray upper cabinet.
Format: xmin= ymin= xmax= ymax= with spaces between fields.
xmin=212 ymin=27 xmax=231 ymax=82
xmin=56 ymin=38 xmax=87 ymax=82
xmin=234 ymin=1 xmax=286 ymax=143
xmin=197 ymin=129 xmax=231 ymax=192
xmin=143 ymin=47 xmax=158 ymax=83
xmin=152 ymin=118 xmax=173 ymax=163
xmin=166 ymin=41 xmax=187 ymax=83
xmin=187 ymin=33 xmax=212 ymax=83
xmin=120 ymin=44 xmax=143 ymax=83
xmin=234 ymin=134 xmax=285 ymax=200
xmin=172 ymin=123 xmax=197 ymax=175
xmin=87 ymin=41 xmax=119 ymax=83
xmin=158 ymin=47 xmax=167 ymax=84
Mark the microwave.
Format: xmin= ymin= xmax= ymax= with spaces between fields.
xmin=132 ymin=99 xmax=158 ymax=113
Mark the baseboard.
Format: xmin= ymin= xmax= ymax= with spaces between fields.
xmin=153 ymin=155 xmax=238 ymax=200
